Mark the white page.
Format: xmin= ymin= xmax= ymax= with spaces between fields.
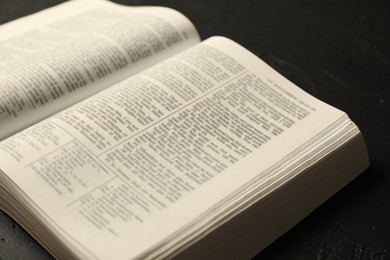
xmin=0 ymin=37 xmax=346 ymax=259
xmin=99 ymin=37 xmax=348 ymax=259
xmin=0 ymin=0 xmax=200 ymax=140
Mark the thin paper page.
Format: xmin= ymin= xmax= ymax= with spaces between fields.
xmin=0 ymin=0 xmax=200 ymax=140
xmin=95 ymin=36 xmax=348 ymax=259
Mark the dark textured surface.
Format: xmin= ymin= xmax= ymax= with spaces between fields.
xmin=0 ymin=0 xmax=389 ymax=259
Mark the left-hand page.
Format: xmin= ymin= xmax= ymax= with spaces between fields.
xmin=0 ymin=0 xmax=200 ymax=140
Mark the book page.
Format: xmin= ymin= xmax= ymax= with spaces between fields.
xmin=0 ymin=37 xmax=346 ymax=259
xmin=0 ymin=0 xmax=200 ymax=140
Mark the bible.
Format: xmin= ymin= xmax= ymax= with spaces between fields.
xmin=0 ymin=0 xmax=369 ymax=259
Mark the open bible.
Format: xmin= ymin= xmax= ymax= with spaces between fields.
xmin=0 ymin=0 xmax=369 ymax=259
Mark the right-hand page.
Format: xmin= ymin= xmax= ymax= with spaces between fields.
xmin=120 ymin=36 xmax=362 ymax=259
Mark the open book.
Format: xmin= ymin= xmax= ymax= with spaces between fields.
xmin=0 ymin=0 xmax=369 ymax=259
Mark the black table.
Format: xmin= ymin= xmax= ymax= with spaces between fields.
xmin=0 ymin=0 xmax=389 ymax=259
